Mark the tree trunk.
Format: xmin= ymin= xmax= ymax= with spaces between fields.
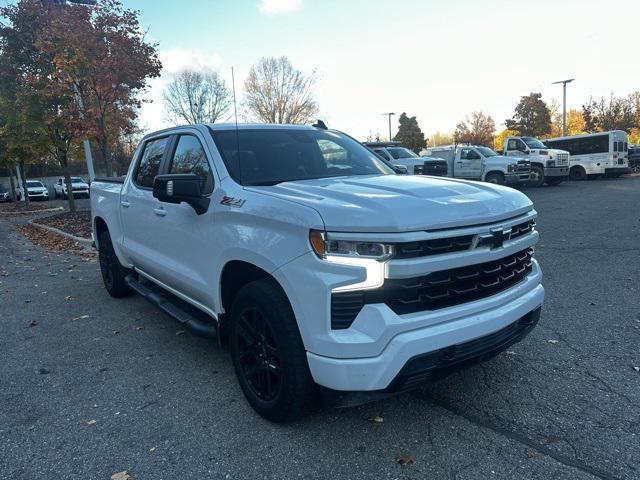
xmin=19 ymin=160 xmax=29 ymax=209
xmin=61 ymin=154 xmax=76 ymax=213
xmin=8 ymin=173 xmax=18 ymax=203
xmin=98 ymin=116 xmax=113 ymax=177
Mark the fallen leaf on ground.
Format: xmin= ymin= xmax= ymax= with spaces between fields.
xmin=86 ymin=420 xmax=96 ymax=425
xmin=633 ymin=366 xmax=640 ymax=372
xmin=111 ymin=471 xmax=131 ymax=480
xmin=73 ymin=315 xmax=90 ymax=320
xmin=506 ymin=350 xmax=517 ymax=355
xmin=396 ymin=454 xmax=415 ymax=466
xmin=149 ymin=447 xmax=156 ymax=453
xmin=524 ymin=447 xmax=537 ymax=458
xmin=547 ymin=339 xmax=559 ymax=344
xmin=176 ymin=330 xmax=186 ymax=336
xmin=48 ymin=272 xmax=57 ymax=276
xmin=136 ymin=326 xmax=144 ymax=331
xmin=28 ymin=320 xmax=38 ymax=327
xmin=369 ymin=415 xmax=384 ymax=423
xmin=64 ymin=295 xmax=75 ymax=301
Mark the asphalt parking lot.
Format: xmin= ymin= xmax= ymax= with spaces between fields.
xmin=1 ymin=178 xmax=639 ymax=480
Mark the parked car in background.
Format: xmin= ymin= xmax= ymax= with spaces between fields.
xmin=544 ymin=130 xmax=630 ymax=180
xmin=92 ymin=123 xmax=544 ymax=422
xmin=363 ymin=141 xmax=427 ymax=174
xmin=503 ymin=136 xmax=569 ymax=186
xmin=54 ymin=177 xmax=90 ymax=199
xmin=629 ymin=144 xmax=640 ymax=173
xmin=421 ymin=145 xmax=531 ymax=186
xmin=22 ymin=180 xmax=49 ymax=201
xmin=0 ymin=184 xmax=11 ymax=202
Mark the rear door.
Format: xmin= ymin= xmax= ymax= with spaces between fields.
xmin=120 ymin=135 xmax=171 ymax=278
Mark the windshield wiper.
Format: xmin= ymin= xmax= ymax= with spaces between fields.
xmin=245 ymin=180 xmax=284 ymax=186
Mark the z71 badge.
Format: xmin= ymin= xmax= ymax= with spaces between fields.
xmin=220 ymin=196 xmax=246 ymax=208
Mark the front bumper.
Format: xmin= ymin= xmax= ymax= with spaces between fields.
xmin=544 ymin=166 xmax=569 ymax=177
xmin=28 ymin=192 xmax=49 ymax=199
xmin=504 ymin=173 xmax=530 ymax=185
xmin=305 ymin=262 xmax=543 ymax=391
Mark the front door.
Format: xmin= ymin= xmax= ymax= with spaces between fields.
xmin=145 ymin=131 xmax=218 ymax=307
xmin=456 ymin=148 xmax=483 ymax=179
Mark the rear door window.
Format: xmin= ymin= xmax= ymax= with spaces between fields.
xmin=134 ymin=137 xmax=169 ymax=189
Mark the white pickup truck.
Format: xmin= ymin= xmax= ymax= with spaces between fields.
xmin=503 ymin=136 xmax=569 ymax=187
xmin=421 ymin=145 xmax=531 ymax=186
xmin=53 ymin=176 xmax=90 ymax=199
xmin=91 ymin=124 xmax=544 ymax=422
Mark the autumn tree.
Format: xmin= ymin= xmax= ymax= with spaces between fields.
xmin=244 ymin=56 xmax=318 ymax=124
xmin=37 ymin=0 xmax=162 ymax=176
xmin=505 ymin=93 xmax=552 ymax=137
xmin=393 ymin=113 xmax=426 ymax=152
xmin=454 ymin=111 xmax=495 ymax=146
xmin=429 ymin=131 xmax=454 ymax=147
xmin=549 ymin=109 xmax=586 ymax=137
xmin=164 ymin=70 xmax=232 ymax=125
xmin=582 ymin=94 xmax=636 ymax=133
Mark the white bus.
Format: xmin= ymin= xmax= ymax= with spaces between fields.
xmin=544 ymin=130 xmax=630 ymax=180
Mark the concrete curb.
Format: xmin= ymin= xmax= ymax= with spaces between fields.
xmin=0 ymin=206 xmax=64 ymax=216
xmin=28 ymin=219 xmax=94 ymax=249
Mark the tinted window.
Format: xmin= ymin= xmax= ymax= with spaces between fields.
xmin=476 ymin=147 xmax=499 ymax=157
xmin=210 ymin=129 xmax=393 ymax=186
xmin=135 ymin=137 xmax=169 ymax=188
xmin=373 ymin=149 xmax=390 ymax=160
xmin=169 ymin=135 xmax=212 ymax=193
xmin=387 ymin=147 xmax=418 ymax=159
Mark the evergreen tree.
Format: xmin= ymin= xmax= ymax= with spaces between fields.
xmin=393 ymin=113 xmax=426 ymax=152
xmin=505 ymin=93 xmax=552 ymax=137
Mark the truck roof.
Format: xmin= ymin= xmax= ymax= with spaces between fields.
xmin=362 ymin=141 xmax=402 ymax=148
xmin=144 ymin=123 xmax=324 ymax=139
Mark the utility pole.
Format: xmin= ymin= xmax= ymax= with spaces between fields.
xmin=552 ymin=79 xmax=574 ymax=136
xmin=382 ymin=112 xmax=395 ymax=142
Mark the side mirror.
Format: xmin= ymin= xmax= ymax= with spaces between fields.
xmin=394 ymin=165 xmax=408 ymax=174
xmin=153 ymin=173 xmax=210 ymax=215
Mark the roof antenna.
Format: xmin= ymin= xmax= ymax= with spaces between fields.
xmin=231 ymin=66 xmax=242 ymax=183
xmin=312 ymin=119 xmax=328 ymax=130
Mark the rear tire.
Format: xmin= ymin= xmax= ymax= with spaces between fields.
xmin=485 ymin=172 xmax=504 ymax=185
xmin=528 ymin=165 xmax=545 ymax=187
xmin=229 ymin=279 xmax=318 ymax=423
xmin=569 ymin=166 xmax=587 ymax=181
xmin=98 ymin=230 xmax=133 ymax=298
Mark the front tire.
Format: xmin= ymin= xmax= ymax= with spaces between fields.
xmin=485 ymin=172 xmax=504 ymax=185
xmin=528 ymin=165 xmax=545 ymax=187
xmin=229 ymin=279 xmax=317 ymax=423
xmin=569 ymin=166 xmax=587 ymax=181
xmin=98 ymin=230 xmax=133 ymax=298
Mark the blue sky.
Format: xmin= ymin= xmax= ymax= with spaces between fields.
xmin=124 ymin=0 xmax=640 ymax=140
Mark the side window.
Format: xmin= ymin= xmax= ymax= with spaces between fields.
xmin=374 ymin=149 xmax=389 ymax=160
xmin=468 ymin=149 xmax=481 ymax=160
xmin=507 ymin=139 xmax=517 ymax=151
xmin=169 ymin=135 xmax=212 ymax=194
xmin=460 ymin=148 xmax=471 ymax=159
xmin=134 ymin=137 xmax=169 ymax=189
xmin=614 ymin=141 xmax=619 ymax=152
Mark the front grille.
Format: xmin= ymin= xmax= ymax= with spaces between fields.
xmin=516 ymin=160 xmax=531 ymax=173
xmin=418 ymin=160 xmax=448 ymax=177
xmin=556 ymin=153 xmax=569 ymax=165
xmin=510 ymin=220 xmax=535 ymax=240
xmin=331 ymin=248 xmax=534 ymax=329
xmin=394 ymin=235 xmax=474 ymax=259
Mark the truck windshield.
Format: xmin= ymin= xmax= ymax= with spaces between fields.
xmin=71 ymin=177 xmax=84 ymax=183
xmin=210 ymin=128 xmax=394 ymax=186
xmin=475 ymin=147 xmax=500 ymax=157
xmin=387 ymin=147 xmax=418 ymax=159
xmin=522 ymin=137 xmax=547 ymax=149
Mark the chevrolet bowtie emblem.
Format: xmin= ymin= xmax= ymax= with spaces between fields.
xmin=489 ymin=227 xmax=512 ymax=249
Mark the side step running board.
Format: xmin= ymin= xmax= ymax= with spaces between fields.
xmin=125 ymin=274 xmax=218 ymax=339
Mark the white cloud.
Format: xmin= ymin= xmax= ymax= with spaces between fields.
xmin=259 ymin=0 xmax=302 ymax=14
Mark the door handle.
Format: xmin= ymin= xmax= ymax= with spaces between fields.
xmin=153 ymin=207 xmax=167 ymax=217
xmin=121 ymin=200 xmax=130 ymax=208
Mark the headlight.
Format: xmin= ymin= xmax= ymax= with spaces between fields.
xmin=309 ymin=230 xmax=393 ymax=292
xmin=508 ymin=164 xmax=515 ymax=173
xmin=309 ymin=230 xmax=394 ymax=260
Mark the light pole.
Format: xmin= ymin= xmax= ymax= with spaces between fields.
xmin=382 ymin=112 xmax=395 ymax=142
xmin=552 ymin=78 xmax=574 ymax=136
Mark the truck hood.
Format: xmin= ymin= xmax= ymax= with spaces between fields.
xmin=248 ymin=175 xmax=533 ymax=232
